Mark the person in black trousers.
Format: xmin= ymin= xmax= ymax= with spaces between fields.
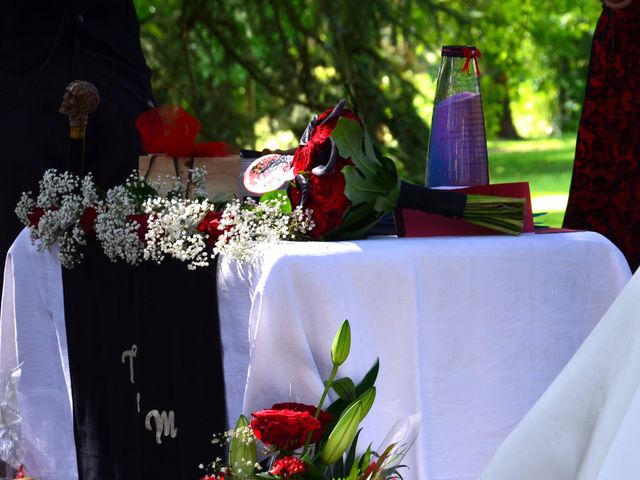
xmin=1 ymin=5 xmax=228 ymax=479
xmin=0 ymin=0 xmax=155 ymax=282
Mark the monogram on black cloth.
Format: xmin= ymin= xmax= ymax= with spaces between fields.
xmin=62 ymin=245 xmax=226 ymax=479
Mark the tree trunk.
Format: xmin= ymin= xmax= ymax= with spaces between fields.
xmin=499 ymin=91 xmax=521 ymax=139
xmin=495 ymin=72 xmax=521 ymax=139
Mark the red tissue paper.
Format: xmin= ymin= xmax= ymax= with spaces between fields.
xmin=136 ymin=105 xmax=237 ymax=157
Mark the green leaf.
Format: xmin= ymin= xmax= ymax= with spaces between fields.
xmin=331 ymin=320 xmax=351 ymax=366
xmin=342 ymin=165 xmax=385 ymax=206
xmin=124 ymin=178 xmax=158 ymax=211
xmin=364 ymin=131 xmax=377 ymax=163
xmin=344 ymin=429 xmax=362 ymax=475
xmin=259 ymin=189 xmax=292 ymax=212
xmin=321 ymin=203 xmax=383 ymax=241
xmin=356 ymin=358 xmax=380 ymax=396
xmin=325 ymin=358 xmax=380 ymax=432
xmin=301 ymin=457 xmax=329 ymax=479
xmin=332 ymin=377 xmax=357 ymax=402
xmin=357 ymin=445 xmax=372 ymax=475
xmin=330 ymin=118 xmax=370 ymax=168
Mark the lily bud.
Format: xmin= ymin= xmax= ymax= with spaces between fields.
xmin=229 ymin=415 xmax=257 ymax=475
xmin=358 ymin=387 xmax=376 ymax=421
xmin=321 ymin=401 xmax=363 ymax=464
xmin=331 ymin=320 xmax=351 ymax=366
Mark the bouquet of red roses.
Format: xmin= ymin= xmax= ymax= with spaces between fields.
xmin=284 ymin=100 xmax=525 ymax=240
xmin=199 ymin=321 xmax=415 ymax=480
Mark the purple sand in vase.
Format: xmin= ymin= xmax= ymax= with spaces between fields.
xmin=427 ymin=91 xmax=489 ymax=187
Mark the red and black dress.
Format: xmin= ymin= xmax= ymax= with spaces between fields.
xmin=563 ymin=1 xmax=640 ymax=271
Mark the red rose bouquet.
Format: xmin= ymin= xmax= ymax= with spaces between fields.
xmin=199 ymin=321 xmax=415 ymax=480
xmin=286 ymin=100 xmax=525 ymax=240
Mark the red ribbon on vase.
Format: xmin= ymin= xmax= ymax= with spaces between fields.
xmin=461 ymin=47 xmax=482 ymax=77
xmin=136 ymin=105 xmax=237 ymax=157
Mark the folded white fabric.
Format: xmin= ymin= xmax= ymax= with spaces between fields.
xmin=481 ymin=268 xmax=640 ymax=480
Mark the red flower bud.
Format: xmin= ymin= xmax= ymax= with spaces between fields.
xmin=26 ymin=208 xmax=46 ymax=228
xmin=126 ymin=213 xmax=151 ymax=243
xmin=79 ymin=207 xmax=98 ymax=236
xmin=269 ymin=456 xmax=306 ymax=477
xmin=197 ymin=211 xmax=224 ymax=247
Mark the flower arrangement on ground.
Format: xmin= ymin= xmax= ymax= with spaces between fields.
xmin=198 ymin=320 xmax=415 ymax=480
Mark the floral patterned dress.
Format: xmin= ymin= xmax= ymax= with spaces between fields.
xmin=563 ymin=1 xmax=640 ymax=271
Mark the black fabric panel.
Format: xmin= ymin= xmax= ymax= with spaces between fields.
xmin=62 ymin=246 xmax=226 ymax=479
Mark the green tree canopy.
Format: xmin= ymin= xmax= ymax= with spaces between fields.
xmin=135 ymin=0 xmax=600 ymax=183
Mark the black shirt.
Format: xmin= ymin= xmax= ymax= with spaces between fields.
xmin=0 ymin=0 xmax=149 ymax=77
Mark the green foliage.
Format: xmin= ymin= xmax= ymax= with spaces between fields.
xmin=134 ymin=0 xmax=599 ymax=185
xmin=331 ymin=378 xmax=357 ymax=403
xmin=327 ymin=117 xmax=400 ymax=240
xmin=259 ymin=189 xmax=292 ymax=212
xmin=488 ymin=134 xmax=577 ymax=227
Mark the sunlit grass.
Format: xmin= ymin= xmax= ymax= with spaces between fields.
xmin=488 ymin=134 xmax=577 ymax=227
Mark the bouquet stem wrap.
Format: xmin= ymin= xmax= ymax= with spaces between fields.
xmin=397 ymin=181 xmax=526 ymax=235
xmin=397 ymin=181 xmax=466 ymax=218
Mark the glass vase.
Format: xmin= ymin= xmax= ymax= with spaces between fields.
xmin=425 ymin=45 xmax=489 ymax=187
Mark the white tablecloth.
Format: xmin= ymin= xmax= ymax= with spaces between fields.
xmin=0 ymin=229 xmax=77 ymax=479
xmin=217 ymin=232 xmax=631 ymax=480
xmin=0 ymin=230 xmax=632 ymax=479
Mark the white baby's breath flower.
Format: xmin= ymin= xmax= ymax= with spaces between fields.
xmin=17 ymin=167 xmax=314 ymax=269
xmin=18 ymin=169 xmax=102 ymax=268
xmin=95 ymin=173 xmax=148 ymax=265
xmin=213 ymin=196 xmax=314 ymax=262
xmin=143 ymin=197 xmax=214 ymax=269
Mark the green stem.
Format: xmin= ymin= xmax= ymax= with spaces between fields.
xmin=302 ymin=363 xmax=339 ymax=455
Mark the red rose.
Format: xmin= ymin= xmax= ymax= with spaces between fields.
xmin=79 ymin=207 xmax=98 ymax=236
xmin=126 ymin=213 xmax=151 ymax=243
xmin=269 ymin=456 xmax=306 ymax=477
xmin=26 ymin=208 xmax=46 ymax=228
xmin=197 ymin=211 xmax=224 ymax=247
xmin=289 ymin=187 xmax=344 ymax=239
xmin=307 ymin=158 xmax=351 ymax=213
xmin=250 ymin=406 xmax=322 ymax=451
xmin=289 ymin=104 xmax=358 ymax=239
xmin=271 ymin=402 xmax=332 ymax=443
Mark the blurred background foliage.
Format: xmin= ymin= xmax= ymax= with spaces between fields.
xmin=134 ymin=0 xmax=600 ymax=186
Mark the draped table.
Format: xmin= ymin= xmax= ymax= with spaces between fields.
xmin=0 ymin=229 xmax=632 ymax=479
xmin=217 ymin=232 xmax=631 ymax=480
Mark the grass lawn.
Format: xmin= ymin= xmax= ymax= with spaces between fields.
xmin=487 ymin=134 xmax=577 ymax=227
